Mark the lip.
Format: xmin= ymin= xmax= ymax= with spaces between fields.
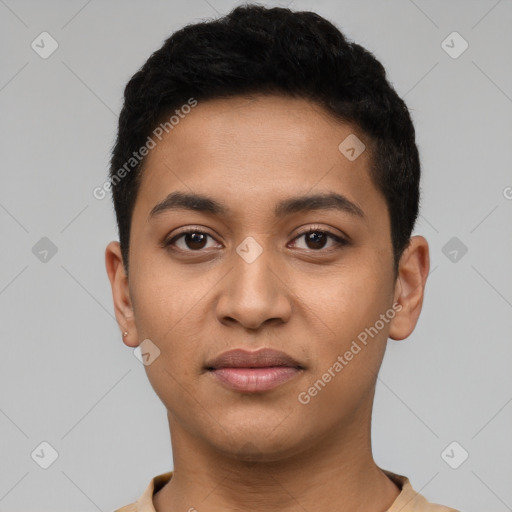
xmin=205 ymin=348 xmax=303 ymax=370
xmin=205 ymin=348 xmax=304 ymax=393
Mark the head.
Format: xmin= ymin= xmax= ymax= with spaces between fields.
xmin=106 ymin=5 xmax=429 ymax=462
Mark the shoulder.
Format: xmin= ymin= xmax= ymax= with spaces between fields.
xmin=113 ymin=505 xmax=137 ymax=512
xmin=384 ymin=470 xmax=460 ymax=512
xmin=113 ymin=471 xmax=173 ymax=512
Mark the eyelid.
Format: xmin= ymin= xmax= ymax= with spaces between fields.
xmin=293 ymin=224 xmax=348 ymax=240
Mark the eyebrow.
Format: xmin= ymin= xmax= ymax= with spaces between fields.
xmin=149 ymin=191 xmax=365 ymax=220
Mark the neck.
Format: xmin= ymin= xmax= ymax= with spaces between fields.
xmin=153 ymin=406 xmax=400 ymax=512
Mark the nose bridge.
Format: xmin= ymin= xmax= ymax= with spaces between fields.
xmin=236 ymin=245 xmax=275 ymax=298
xmin=215 ymin=237 xmax=291 ymax=329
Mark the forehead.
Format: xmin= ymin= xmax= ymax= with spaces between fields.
xmin=133 ymin=94 xmax=385 ymax=224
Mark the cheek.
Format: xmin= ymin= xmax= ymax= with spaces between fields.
xmin=129 ymin=263 xmax=207 ymax=412
xmin=299 ymin=259 xmax=393 ymax=342
xmin=296 ymin=276 xmax=392 ymax=420
xmin=128 ymin=262 xmax=201 ymax=383
xmin=297 ymin=253 xmax=394 ymax=391
xmin=128 ymin=253 xmax=235 ymax=372
xmin=130 ymin=253 xmax=199 ymax=335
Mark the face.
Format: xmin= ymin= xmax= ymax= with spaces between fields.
xmin=106 ymin=94 xmax=429 ymax=461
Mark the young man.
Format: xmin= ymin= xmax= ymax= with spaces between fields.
xmin=106 ymin=4 xmax=459 ymax=511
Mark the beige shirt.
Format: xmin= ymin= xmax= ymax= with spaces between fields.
xmin=114 ymin=469 xmax=460 ymax=512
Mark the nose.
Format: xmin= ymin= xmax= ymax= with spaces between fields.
xmin=215 ymin=244 xmax=292 ymax=331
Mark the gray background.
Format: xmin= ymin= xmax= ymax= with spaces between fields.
xmin=1 ymin=0 xmax=511 ymax=511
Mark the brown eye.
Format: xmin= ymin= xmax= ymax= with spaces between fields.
xmin=165 ymin=230 xmax=218 ymax=252
xmin=292 ymin=229 xmax=347 ymax=251
xmin=303 ymin=231 xmax=328 ymax=250
xmin=182 ymin=232 xmax=208 ymax=250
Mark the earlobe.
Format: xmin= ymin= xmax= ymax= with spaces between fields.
xmin=389 ymin=236 xmax=430 ymax=341
xmin=105 ymin=241 xmax=139 ymax=347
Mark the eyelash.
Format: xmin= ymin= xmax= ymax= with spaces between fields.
xmin=162 ymin=225 xmax=348 ymax=253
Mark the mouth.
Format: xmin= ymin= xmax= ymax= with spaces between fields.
xmin=205 ymin=348 xmax=304 ymax=393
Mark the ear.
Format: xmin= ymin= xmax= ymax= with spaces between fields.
xmin=389 ymin=235 xmax=430 ymax=341
xmin=105 ymin=241 xmax=139 ymax=347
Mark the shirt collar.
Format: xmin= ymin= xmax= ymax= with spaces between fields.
xmin=132 ymin=469 xmax=442 ymax=512
xmin=136 ymin=471 xmax=172 ymax=512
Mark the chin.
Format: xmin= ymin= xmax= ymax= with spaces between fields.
xmin=208 ymin=421 xmax=308 ymax=462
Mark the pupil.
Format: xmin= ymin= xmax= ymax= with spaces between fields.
xmin=187 ymin=233 xmax=206 ymax=249
xmin=307 ymin=232 xmax=326 ymax=249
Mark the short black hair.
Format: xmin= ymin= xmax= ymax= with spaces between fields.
xmin=109 ymin=3 xmax=420 ymax=275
